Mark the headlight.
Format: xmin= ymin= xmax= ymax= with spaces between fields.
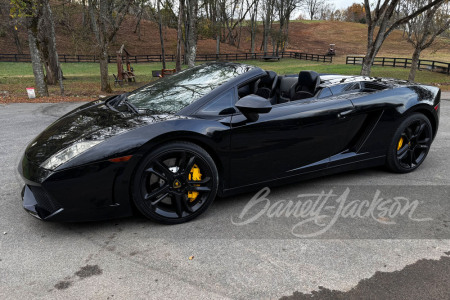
xmin=41 ymin=140 xmax=103 ymax=170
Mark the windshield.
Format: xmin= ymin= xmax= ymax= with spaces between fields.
xmin=126 ymin=63 xmax=254 ymax=114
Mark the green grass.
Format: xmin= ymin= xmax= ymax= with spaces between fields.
xmin=0 ymin=59 xmax=449 ymax=99
xmin=0 ymin=61 xmax=178 ymax=97
xmin=0 ymin=61 xmax=177 ymax=82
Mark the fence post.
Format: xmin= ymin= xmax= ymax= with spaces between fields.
xmin=382 ymin=57 xmax=385 ymax=66
xmin=432 ymin=61 xmax=435 ymax=71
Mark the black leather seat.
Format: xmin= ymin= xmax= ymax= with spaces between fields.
xmin=289 ymin=71 xmax=320 ymax=101
xmin=255 ymin=71 xmax=278 ymax=104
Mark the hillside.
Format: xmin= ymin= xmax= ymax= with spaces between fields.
xmin=0 ymin=10 xmax=449 ymax=61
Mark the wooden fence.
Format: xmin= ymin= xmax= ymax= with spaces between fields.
xmin=346 ymin=56 xmax=450 ymax=75
xmin=0 ymin=51 xmax=333 ymax=64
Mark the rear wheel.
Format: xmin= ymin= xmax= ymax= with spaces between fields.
xmin=386 ymin=113 xmax=432 ymax=173
xmin=132 ymin=142 xmax=218 ymax=224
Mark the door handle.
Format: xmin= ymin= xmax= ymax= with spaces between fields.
xmin=337 ymin=109 xmax=355 ymax=119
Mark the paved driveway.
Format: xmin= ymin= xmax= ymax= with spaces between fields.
xmin=1 ymin=94 xmax=450 ymax=299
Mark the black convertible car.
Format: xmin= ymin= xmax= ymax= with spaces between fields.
xmin=19 ymin=62 xmax=440 ymax=224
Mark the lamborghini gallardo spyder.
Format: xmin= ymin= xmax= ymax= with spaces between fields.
xmin=19 ymin=62 xmax=441 ymax=223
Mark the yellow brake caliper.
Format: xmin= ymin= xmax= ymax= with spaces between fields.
xmin=188 ymin=164 xmax=202 ymax=202
xmin=397 ymin=137 xmax=404 ymax=151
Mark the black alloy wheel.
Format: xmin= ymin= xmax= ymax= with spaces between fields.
xmin=386 ymin=113 xmax=432 ymax=173
xmin=132 ymin=141 xmax=218 ymax=224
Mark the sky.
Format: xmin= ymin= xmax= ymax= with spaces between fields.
xmin=333 ymin=0 xmax=360 ymax=9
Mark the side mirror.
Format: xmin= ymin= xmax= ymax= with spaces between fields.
xmin=235 ymin=94 xmax=272 ymax=117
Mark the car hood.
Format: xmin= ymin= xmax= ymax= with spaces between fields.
xmin=25 ymin=100 xmax=184 ymax=165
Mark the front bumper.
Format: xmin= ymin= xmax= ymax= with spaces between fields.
xmin=22 ymin=185 xmax=64 ymax=220
xmin=18 ymin=154 xmax=135 ymax=222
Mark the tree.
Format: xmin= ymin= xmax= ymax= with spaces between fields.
xmin=87 ymin=0 xmax=132 ymax=92
xmin=0 ymin=0 xmax=23 ymax=54
xmin=184 ymin=0 xmax=198 ymax=67
xmin=157 ymin=0 xmax=167 ymax=69
xmin=331 ymin=9 xmax=343 ymax=21
xmin=248 ymin=0 xmax=259 ymax=53
xmin=343 ymin=3 xmax=366 ymax=23
xmin=275 ymin=0 xmax=301 ymax=53
xmin=10 ymin=0 xmax=48 ymax=97
xmin=319 ymin=2 xmax=335 ymax=20
xmin=303 ymin=0 xmax=325 ymax=20
xmin=402 ymin=0 xmax=449 ymax=81
xmin=39 ymin=0 xmax=64 ymax=95
xmin=361 ymin=0 xmax=446 ymax=76
xmin=261 ymin=0 xmax=275 ymax=53
xmin=175 ymin=0 xmax=183 ymax=71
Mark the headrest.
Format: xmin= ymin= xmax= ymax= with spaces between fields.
xmin=298 ymin=71 xmax=320 ymax=89
xmin=259 ymin=71 xmax=277 ymax=85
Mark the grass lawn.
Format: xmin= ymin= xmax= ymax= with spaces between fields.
xmin=0 ymin=58 xmax=449 ymax=102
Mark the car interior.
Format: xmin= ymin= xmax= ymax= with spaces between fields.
xmin=237 ymin=70 xmax=323 ymax=106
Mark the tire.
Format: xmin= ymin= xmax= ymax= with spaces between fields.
xmin=386 ymin=113 xmax=433 ymax=173
xmin=132 ymin=141 xmax=219 ymax=224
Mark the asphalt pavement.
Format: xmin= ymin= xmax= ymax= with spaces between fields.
xmin=1 ymin=93 xmax=450 ymax=299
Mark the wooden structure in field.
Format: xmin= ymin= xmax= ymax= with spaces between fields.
xmin=114 ymin=45 xmax=136 ymax=86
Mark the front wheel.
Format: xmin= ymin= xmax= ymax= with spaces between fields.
xmin=132 ymin=141 xmax=219 ymax=224
xmin=386 ymin=113 xmax=432 ymax=173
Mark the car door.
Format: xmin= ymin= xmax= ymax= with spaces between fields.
xmin=228 ymin=96 xmax=358 ymax=188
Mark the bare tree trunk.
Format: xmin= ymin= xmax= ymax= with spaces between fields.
xmin=99 ymin=47 xmax=111 ymax=93
xmin=157 ymin=0 xmax=166 ymax=69
xmin=134 ymin=12 xmax=143 ymax=37
xmin=408 ymin=47 xmax=422 ymax=82
xmin=263 ymin=1 xmax=272 ymax=54
xmin=250 ymin=1 xmax=257 ymax=54
xmin=185 ymin=0 xmax=198 ymax=68
xmin=39 ymin=0 xmax=60 ymax=86
xmin=176 ymin=0 xmax=183 ymax=72
xmin=283 ymin=12 xmax=291 ymax=51
xmin=81 ymin=0 xmax=88 ymax=26
xmin=250 ymin=18 xmax=255 ymax=53
xmin=43 ymin=0 xmax=63 ymax=94
xmin=134 ymin=1 xmax=144 ymax=38
xmin=10 ymin=19 xmax=23 ymax=54
xmin=361 ymin=21 xmax=385 ymax=76
xmin=183 ymin=2 xmax=189 ymax=65
xmin=263 ymin=19 xmax=268 ymax=53
xmin=216 ymin=35 xmax=220 ymax=54
xmin=58 ymin=62 xmax=65 ymax=96
xmin=28 ymin=28 xmax=48 ymax=97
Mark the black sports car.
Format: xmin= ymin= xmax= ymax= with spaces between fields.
xmin=19 ymin=62 xmax=441 ymax=224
